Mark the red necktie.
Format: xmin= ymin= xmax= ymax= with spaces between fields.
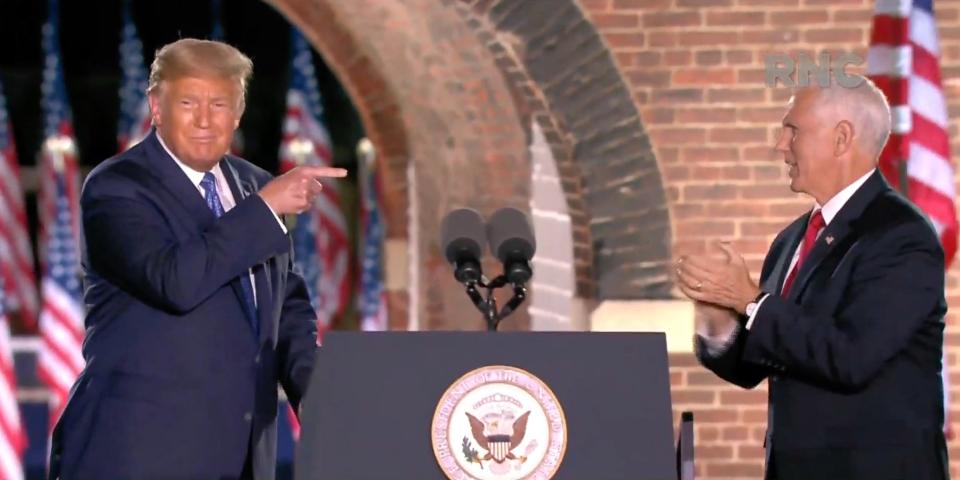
xmin=781 ymin=209 xmax=825 ymax=297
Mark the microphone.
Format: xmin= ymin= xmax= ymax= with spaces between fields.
xmin=486 ymin=207 xmax=536 ymax=285
xmin=440 ymin=208 xmax=486 ymax=284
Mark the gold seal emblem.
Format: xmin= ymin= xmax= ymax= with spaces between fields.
xmin=431 ymin=365 xmax=567 ymax=480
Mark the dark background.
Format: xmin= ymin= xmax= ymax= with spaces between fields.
xmin=0 ymin=0 xmax=367 ymax=332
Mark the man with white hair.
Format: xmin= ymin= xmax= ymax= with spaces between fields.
xmin=676 ymin=75 xmax=950 ymax=479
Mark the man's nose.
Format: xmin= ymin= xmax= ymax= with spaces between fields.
xmin=194 ymin=105 xmax=211 ymax=128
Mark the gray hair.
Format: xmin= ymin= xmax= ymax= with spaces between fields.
xmin=811 ymin=74 xmax=891 ymax=159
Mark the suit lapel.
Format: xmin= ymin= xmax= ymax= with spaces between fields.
xmin=766 ymin=216 xmax=806 ymax=295
xmin=787 ymin=170 xmax=889 ymax=302
xmin=142 ymin=131 xmax=216 ymax=229
xmin=221 ymin=157 xmax=274 ymax=342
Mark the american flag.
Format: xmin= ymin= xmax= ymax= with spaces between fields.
xmin=211 ymin=0 xmax=225 ymax=41
xmin=0 ymin=284 xmax=25 ymax=479
xmin=0 ymin=79 xmax=38 ymax=331
xmin=358 ymin=139 xmax=388 ymax=332
xmin=37 ymin=0 xmax=85 ymax=432
xmin=279 ymin=29 xmax=351 ymax=338
xmin=867 ymin=0 xmax=957 ymax=438
xmin=117 ymin=0 xmax=151 ymax=152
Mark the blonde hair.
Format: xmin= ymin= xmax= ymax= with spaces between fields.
xmin=147 ymin=38 xmax=253 ymax=110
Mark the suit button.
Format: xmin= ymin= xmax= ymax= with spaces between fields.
xmin=244 ymin=412 xmax=253 ymax=422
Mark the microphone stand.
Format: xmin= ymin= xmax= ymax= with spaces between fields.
xmin=464 ymin=274 xmax=527 ymax=331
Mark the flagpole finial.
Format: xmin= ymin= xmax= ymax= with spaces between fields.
xmin=357 ymin=137 xmax=376 ymax=168
xmin=289 ymin=137 xmax=313 ymax=166
xmin=44 ymin=134 xmax=76 ymax=172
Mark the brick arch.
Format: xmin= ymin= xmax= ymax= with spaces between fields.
xmin=455 ymin=0 xmax=675 ymax=300
xmin=267 ymin=0 xmax=533 ymax=330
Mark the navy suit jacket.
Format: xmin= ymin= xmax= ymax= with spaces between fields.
xmin=49 ymin=132 xmax=318 ymax=480
xmin=698 ymin=171 xmax=950 ymax=480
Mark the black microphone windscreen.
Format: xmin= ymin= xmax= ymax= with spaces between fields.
xmin=486 ymin=207 xmax=536 ymax=263
xmin=440 ymin=208 xmax=486 ymax=264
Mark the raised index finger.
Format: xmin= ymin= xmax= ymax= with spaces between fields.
xmin=300 ymin=166 xmax=348 ymax=178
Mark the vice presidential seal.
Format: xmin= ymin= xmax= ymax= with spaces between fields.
xmin=431 ymin=366 xmax=567 ymax=480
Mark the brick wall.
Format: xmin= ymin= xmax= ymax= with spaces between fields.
xmin=282 ymin=0 xmax=960 ymax=477
xmin=578 ymin=0 xmax=960 ymax=478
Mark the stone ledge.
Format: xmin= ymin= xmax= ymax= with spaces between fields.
xmin=590 ymin=299 xmax=694 ymax=353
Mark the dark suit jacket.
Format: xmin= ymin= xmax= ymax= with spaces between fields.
xmin=698 ymin=170 xmax=950 ymax=480
xmin=49 ymin=132 xmax=318 ymax=480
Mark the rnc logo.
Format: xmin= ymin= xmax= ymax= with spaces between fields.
xmin=764 ymin=52 xmax=865 ymax=88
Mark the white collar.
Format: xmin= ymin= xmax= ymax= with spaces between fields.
xmin=814 ymin=169 xmax=875 ymax=225
xmin=156 ymin=132 xmax=222 ymax=190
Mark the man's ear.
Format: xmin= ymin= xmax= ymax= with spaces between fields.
xmin=834 ymin=120 xmax=854 ymax=157
xmin=148 ymin=94 xmax=161 ymax=126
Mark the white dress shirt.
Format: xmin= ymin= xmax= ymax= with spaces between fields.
xmin=157 ymin=134 xmax=288 ymax=305
xmin=698 ymin=169 xmax=876 ymax=352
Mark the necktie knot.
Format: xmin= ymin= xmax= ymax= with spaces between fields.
xmin=200 ymin=172 xmax=217 ymax=195
xmin=808 ymin=209 xmax=825 ymax=233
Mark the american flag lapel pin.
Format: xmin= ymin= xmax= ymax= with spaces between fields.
xmin=825 ymin=235 xmax=834 ymax=245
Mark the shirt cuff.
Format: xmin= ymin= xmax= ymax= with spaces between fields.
xmin=744 ymin=293 xmax=770 ymax=330
xmin=696 ymin=321 xmax=739 ymax=356
xmin=265 ymin=203 xmax=288 ymax=234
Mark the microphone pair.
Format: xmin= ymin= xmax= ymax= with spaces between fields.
xmin=440 ymin=207 xmax=536 ymax=286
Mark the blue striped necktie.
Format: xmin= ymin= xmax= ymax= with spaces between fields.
xmin=200 ymin=172 xmax=259 ymax=336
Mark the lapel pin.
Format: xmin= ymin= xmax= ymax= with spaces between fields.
xmin=825 ymin=235 xmax=834 ymax=245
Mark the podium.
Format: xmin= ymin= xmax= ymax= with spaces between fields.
xmin=295 ymin=331 xmax=678 ymax=480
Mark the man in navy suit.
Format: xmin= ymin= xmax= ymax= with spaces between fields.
xmin=49 ymin=38 xmax=346 ymax=479
xmin=677 ymin=75 xmax=950 ymax=479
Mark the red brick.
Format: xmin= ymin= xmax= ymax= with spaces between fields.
xmin=642 ymin=107 xmax=675 ymax=124
xmin=664 ymin=50 xmax=693 ymax=66
xmin=707 ymin=88 xmax=766 ymax=103
xmin=672 ymin=390 xmax=717 ymax=404
xmin=579 ymin=0 xmax=610 ymax=10
xmin=699 ymin=445 xmax=735 ymax=459
xmin=738 ymin=106 xmax=785 ymax=123
xmin=709 ymin=127 xmax=767 ymax=143
xmin=652 ymin=88 xmax=704 ymax=104
xmin=833 ymin=9 xmax=871 ymax=22
xmin=705 ymin=203 xmax=768 ymax=218
xmin=649 ymin=31 xmax=676 ymax=47
xmin=677 ymin=31 xmax=740 ymax=46
xmin=742 ymin=409 xmax=768 ymax=423
xmin=650 ymin=127 xmax=707 ymax=145
xmin=676 ymin=220 xmax=736 ymax=236
xmin=804 ymin=28 xmax=864 ymax=43
xmin=698 ymin=426 xmax=721 ymax=442
xmin=720 ymin=390 xmax=767 ymax=405
xmin=606 ymin=33 xmax=646 ymax=48
xmin=737 ymin=445 xmax=766 ymax=460
xmin=674 ymin=68 xmax=737 ymax=85
xmin=742 ymin=184 xmax=791 ymax=199
xmin=742 ymin=29 xmax=800 ymax=44
xmin=671 ymin=371 xmax=685 ymax=387
xmin=675 ymin=107 xmax=736 ymax=123
xmin=612 ymin=0 xmax=667 ymax=7
xmin=741 ymin=221 xmax=787 ymax=236
xmin=683 ymin=185 xmax=738 ymax=202
xmin=680 ymin=147 xmax=739 ymax=163
xmin=770 ymin=10 xmax=829 ymax=25
xmin=727 ymin=50 xmax=753 ymax=64
xmin=695 ymin=50 xmax=723 ymax=66
xmin=707 ymin=462 xmax=765 ymax=477
xmin=805 ymin=0 xmax=863 ymax=4
xmin=689 ymin=371 xmax=733 ymax=387
xmin=723 ymin=426 xmax=750 ymax=441
xmin=753 ymin=164 xmax=785 ymax=181
xmin=693 ymin=408 xmax=739 ymax=423
xmin=627 ymin=69 xmax=671 ymax=87
xmin=592 ymin=13 xmax=640 ymax=29
xmin=642 ymin=11 xmax=701 ymax=28
xmin=664 ymin=165 xmax=691 ymax=181
xmin=706 ymin=11 xmax=765 ymax=26
xmin=678 ymin=0 xmax=733 ymax=6
xmin=670 ymin=354 xmax=701 ymax=367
